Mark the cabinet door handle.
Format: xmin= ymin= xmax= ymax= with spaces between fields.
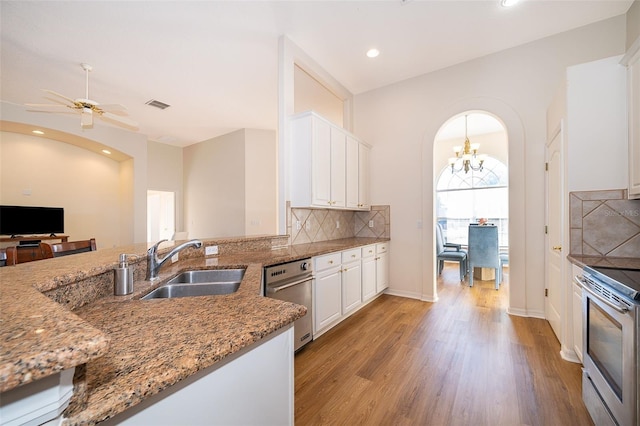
xmin=328 ymin=260 xmax=333 ymax=264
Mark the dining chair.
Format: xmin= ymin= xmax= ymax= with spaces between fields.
xmin=436 ymin=223 xmax=467 ymax=281
xmin=44 ymin=238 xmax=97 ymax=257
xmin=0 ymin=247 xmax=17 ymax=266
xmin=468 ymin=225 xmax=503 ymax=289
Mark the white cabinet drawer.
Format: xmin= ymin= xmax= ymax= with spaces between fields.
xmin=342 ymin=248 xmax=361 ymax=263
xmin=314 ymin=252 xmax=342 ymax=272
xmin=376 ymin=243 xmax=388 ymax=254
xmin=361 ymin=245 xmax=376 ymax=258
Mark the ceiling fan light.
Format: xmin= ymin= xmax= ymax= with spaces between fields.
xmin=81 ymin=108 xmax=93 ymax=128
xmin=500 ymin=0 xmax=519 ymax=7
xmin=366 ymin=48 xmax=380 ymax=58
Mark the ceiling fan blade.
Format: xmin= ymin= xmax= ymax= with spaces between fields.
xmin=43 ymin=89 xmax=77 ymax=105
xmin=97 ymin=103 xmax=127 ymax=113
xmin=81 ymin=108 xmax=93 ymax=129
xmin=101 ymin=111 xmax=138 ymax=129
xmin=26 ymin=103 xmax=70 ymax=110
xmin=25 ymin=104 xmax=78 ymax=115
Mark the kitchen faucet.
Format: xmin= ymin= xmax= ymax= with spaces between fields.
xmin=146 ymin=239 xmax=203 ymax=281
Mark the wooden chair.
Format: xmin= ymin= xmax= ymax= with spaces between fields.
xmin=0 ymin=247 xmax=17 ymax=266
xmin=468 ymin=225 xmax=503 ymax=290
xmin=13 ymin=243 xmax=53 ymax=264
xmin=436 ymin=223 xmax=467 ymax=281
xmin=45 ymin=238 xmax=97 ymax=257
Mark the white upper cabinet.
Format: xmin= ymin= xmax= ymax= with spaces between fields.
xmin=358 ymin=142 xmax=371 ymax=210
xmin=291 ymin=111 xmax=370 ymax=210
xmin=625 ymin=43 xmax=640 ymax=199
xmin=330 ymin=127 xmax=346 ymax=207
xmin=310 ymin=117 xmax=332 ymax=206
xmin=346 ymin=136 xmax=359 ymax=209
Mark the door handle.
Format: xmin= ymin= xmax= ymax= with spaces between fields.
xmin=267 ymin=276 xmax=313 ymax=294
xmin=552 ymin=246 xmax=562 ymax=251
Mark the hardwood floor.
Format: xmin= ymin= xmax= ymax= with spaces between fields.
xmin=295 ymin=265 xmax=593 ymax=426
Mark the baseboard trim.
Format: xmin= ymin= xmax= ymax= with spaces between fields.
xmin=560 ymin=346 xmax=582 ymax=364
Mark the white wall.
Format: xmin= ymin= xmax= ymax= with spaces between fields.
xmin=0 ymin=132 xmax=122 ymax=248
xmin=567 ymin=56 xmax=628 ymax=191
xmin=184 ymin=130 xmax=245 ymax=238
xmin=0 ymin=101 xmax=148 ymax=245
xmin=147 ymin=141 xmax=184 ymax=232
xmin=353 ymin=16 xmax=626 ymax=315
xmin=294 ymin=65 xmax=344 ymax=127
xmin=628 ymin=0 xmax=640 ymax=49
xmin=244 ymin=129 xmax=277 ymax=236
xmin=184 ymin=128 xmax=277 ymax=238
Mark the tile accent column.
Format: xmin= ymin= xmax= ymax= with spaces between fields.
xmin=569 ymin=189 xmax=640 ymax=257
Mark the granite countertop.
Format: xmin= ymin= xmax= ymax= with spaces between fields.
xmin=0 ymin=236 xmax=388 ymax=425
xmin=567 ymin=255 xmax=640 ymax=270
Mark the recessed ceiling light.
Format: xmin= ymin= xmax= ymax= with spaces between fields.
xmin=366 ymin=48 xmax=380 ymax=58
xmin=500 ymin=0 xmax=520 ymax=7
xmin=102 ymin=149 xmax=111 ymax=155
xmin=32 ymin=130 xmax=44 ymax=135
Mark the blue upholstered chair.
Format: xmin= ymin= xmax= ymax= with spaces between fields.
xmin=436 ymin=223 xmax=467 ymax=281
xmin=468 ymin=225 xmax=503 ymax=289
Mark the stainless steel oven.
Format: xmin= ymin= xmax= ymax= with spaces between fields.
xmin=578 ymin=266 xmax=640 ymax=426
xmin=264 ymin=259 xmax=313 ymax=352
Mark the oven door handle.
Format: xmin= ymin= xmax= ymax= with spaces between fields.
xmin=578 ymin=276 xmax=630 ymax=314
xmin=267 ymin=276 xmax=313 ymax=294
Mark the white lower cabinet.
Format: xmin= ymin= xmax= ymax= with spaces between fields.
xmin=313 ymin=242 xmax=390 ymax=337
xmin=376 ymin=243 xmax=389 ymax=293
xmin=572 ymin=264 xmax=584 ymax=362
xmin=342 ymin=248 xmax=362 ymax=315
xmin=314 ymin=252 xmax=343 ymax=334
xmin=361 ymin=245 xmax=377 ymax=302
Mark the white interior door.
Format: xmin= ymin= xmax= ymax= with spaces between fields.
xmin=147 ymin=190 xmax=175 ymax=242
xmin=545 ymin=124 xmax=564 ymax=340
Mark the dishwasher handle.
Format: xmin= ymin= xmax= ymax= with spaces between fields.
xmin=267 ymin=276 xmax=313 ymax=294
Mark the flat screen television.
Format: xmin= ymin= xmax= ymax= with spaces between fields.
xmin=0 ymin=205 xmax=64 ymax=236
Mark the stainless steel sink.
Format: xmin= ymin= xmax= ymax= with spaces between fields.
xmin=141 ymin=268 xmax=245 ymax=300
xmin=166 ymin=269 xmax=245 ymax=285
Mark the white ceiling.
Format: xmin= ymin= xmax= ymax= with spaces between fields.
xmin=0 ymin=0 xmax=633 ymax=147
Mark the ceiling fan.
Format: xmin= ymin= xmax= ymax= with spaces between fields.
xmin=26 ymin=63 xmax=138 ymax=130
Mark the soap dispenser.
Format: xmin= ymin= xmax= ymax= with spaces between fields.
xmin=114 ymin=254 xmax=134 ymax=295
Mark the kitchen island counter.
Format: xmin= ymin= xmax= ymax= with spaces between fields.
xmin=0 ymin=236 xmax=388 ymax=425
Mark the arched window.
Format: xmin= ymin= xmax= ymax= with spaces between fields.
xmin=436 ymin=156 xmax=508 ymax=246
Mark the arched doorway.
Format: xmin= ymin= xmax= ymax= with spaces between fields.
xmin=421 ymin=99 xmax=524 ymax=311
xmin=433 ymin=111 xmax=509 ymax=291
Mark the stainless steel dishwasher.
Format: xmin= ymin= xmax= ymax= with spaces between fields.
xmin=264 ymin=259 xmax=313 ymax=352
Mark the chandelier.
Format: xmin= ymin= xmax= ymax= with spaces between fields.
xmin=448 ymin=114 xmax=486 ymax=174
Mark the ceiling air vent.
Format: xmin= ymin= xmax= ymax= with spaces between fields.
xmin=145 ymin=99 xmax=170 ymax=110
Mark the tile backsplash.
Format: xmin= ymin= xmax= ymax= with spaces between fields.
xmin=287 ymin=205 xmax=390 ymax=245
xmin=569 ymin=189 xmax=640 ymax=258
